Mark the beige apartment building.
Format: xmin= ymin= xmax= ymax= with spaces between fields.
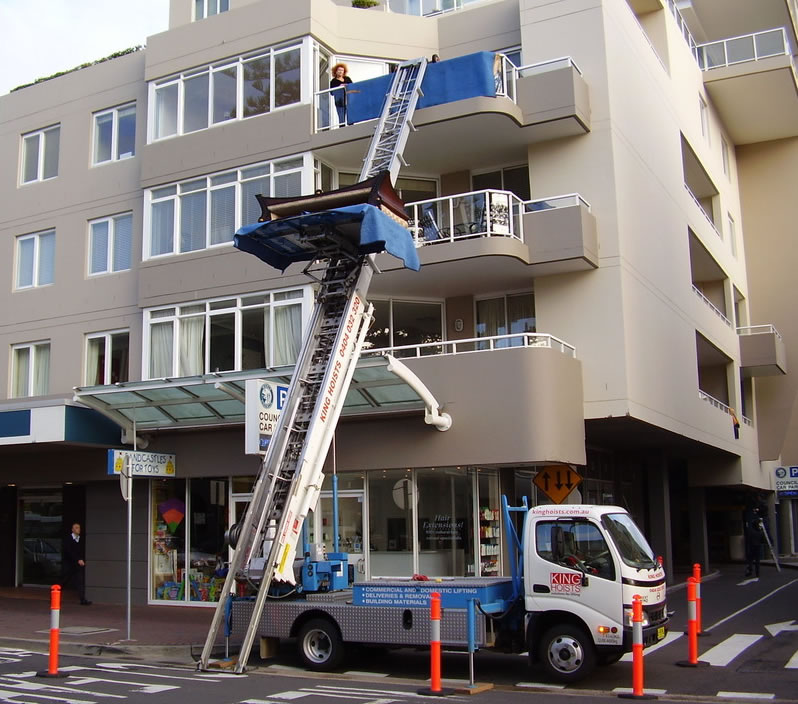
xmin=0 ymin=0 xmax=796 ymax=606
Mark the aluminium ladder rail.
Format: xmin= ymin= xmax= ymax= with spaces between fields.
xmin=360 ymin=57 xmax=427 ymax=182
xmin=199 ymin=57 xmax=428 ymax=674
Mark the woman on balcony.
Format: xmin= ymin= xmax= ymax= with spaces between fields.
xmin=330 ymin=63 xmax=353 ymax=126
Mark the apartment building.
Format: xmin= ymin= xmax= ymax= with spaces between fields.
xmin=1 ymin=0 xmax=796 ymax=605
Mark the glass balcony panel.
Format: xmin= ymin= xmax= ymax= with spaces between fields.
xmin=726 ymin=36 xmax=755 ymax=65
xmin=755 ymin=29 xmax=785 ymax=59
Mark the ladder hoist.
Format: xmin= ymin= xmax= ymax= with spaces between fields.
xmin=198 ymin=57 xmax=428 ymax=673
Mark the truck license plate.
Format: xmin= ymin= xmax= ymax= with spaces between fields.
xmin=657 ymin=626 xmax=666 ymax=640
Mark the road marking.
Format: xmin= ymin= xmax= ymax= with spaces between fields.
xmin=764 ymin=620 xmax=798 ymax=637
xmin=621 ymin=630 xmax=682 ymax=661
xmin=716 ymin=692 xmax=774 ymax=700
xmin=737 ymin=578 xmax=759 ymax=586
xmin=515 ymin=682 xmax=565 ymax=689
xmin=0 ymin=674 xmax=125 ymax=699
xmin=786 ymin=649 xmax=798 ymax=669
xmin=614 ymin=688 xmax=667 ymax=695
xmin=344 ymin=671 xmax=390 ymax=677
xmin=700 ymin=634 xmax=762 ymax=666
xmin=706 ymin=579 xmax=798 ymax=632
xmin=311 ymin=684 xmax=465 ymax=699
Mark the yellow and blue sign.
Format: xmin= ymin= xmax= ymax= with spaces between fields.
xmin=107 ymin=449 xmax=176 ymax=477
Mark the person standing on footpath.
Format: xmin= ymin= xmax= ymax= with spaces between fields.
xmin=63 ymin=522 xmax=91 ymax=605
xmin=743 ymin=505 xmax=765 ymax=578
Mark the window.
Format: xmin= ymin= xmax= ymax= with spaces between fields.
xmin=93 ymin=104 xmax=136 ymax=164
xmin=152 ymin=41 xmax=302 ymax=141
xmin=535 ymin=519 xmax=615 ymax=581
xmin=699 ymin=95 xmax=710 ymax=144
xmin=11 ymin=342 xmax=50 ymax=397
xmin=472 ymin=165 xmax=530 ymax=201
xmin=146 ymin=156 xmax=304 ymax=258
xmin=145 ymin=288 xmax=310 ymax=379
xmin=86 ymin=331 xmax=129 ymax=385
xmin=728 ymin=214 xmax=737 ymax=258
xmin=362 ymin=299 xmax=443 ymax=356
xmin=194 ymin=0 xmax=229 ymax=20
xmin=16 ymin=230 xmax=55 ymax=289
xmin=89 ymin=213 xmax=132 ymax=274
xmin=721 ymin=136 xmax=730 ymax=177
xmin=21 ymin=125 xmax=59 ymax=183
xmin=476 ymin=292 xmax=535 ymax=347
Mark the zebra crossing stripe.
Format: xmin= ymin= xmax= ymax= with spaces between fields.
xmin=620 ymin=630 xmax=683 ymax=661
xmin=716 ymin=692 xmax=774 ymax=700
xmin=786 ymin=649 xmax=798 ymax=669
xmin=700 ymin=634 xmax=762 ymax=666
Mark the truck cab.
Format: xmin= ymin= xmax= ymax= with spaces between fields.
xmin=523 ymin=505 xmax=668 ymax=682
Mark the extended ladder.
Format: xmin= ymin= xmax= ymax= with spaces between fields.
xmin=360 ymin=57 xmax=427 ymax=182
xmin=198 ymin=58 xmax=427 ymax=674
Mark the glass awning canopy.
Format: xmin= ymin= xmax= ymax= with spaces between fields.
xmin=73 ymin=354 xmax=434 ymax=435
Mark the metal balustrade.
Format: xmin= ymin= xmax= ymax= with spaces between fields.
xmin=692 ymin=285 xmax=732 ymax=327
xmin=523 ymin=193 xmax=591 ymax=213
xmin=736 ymin=324 xmax=783 ymax=341
xmin=363 ymin=332 xmax=577 ymax=359
xmin=697 ymin=28 xmax=789 ymax=70
xmin=685 ymin=185 xmax=722 ymax=238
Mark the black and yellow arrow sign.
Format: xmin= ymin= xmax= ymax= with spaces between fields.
xmin=533 ymin=466 xmax=582 ymax=504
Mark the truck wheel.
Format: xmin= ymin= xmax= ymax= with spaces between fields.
xmin=539 ymin=624 xmax=596 ymax=683
xmin=297 ymin=618 xmax=344 ymax=671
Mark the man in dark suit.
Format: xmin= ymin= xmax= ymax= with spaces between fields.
xmin=63 ymin=522 xmax=91 ymax=605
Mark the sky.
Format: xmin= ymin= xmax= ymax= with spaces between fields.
xmin=0 ymin=0 xmax=170 ymax=96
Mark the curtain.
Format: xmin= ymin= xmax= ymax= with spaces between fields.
xmin=86 ymin=337 xmax=103 ymax=385
xmin=508 ymin=293 xmax=535 ymax=346
xmin=33 ymin=344 xmax=50 ymax=396
xmin=150 ymin=322 xmax=173 ymax=378
xmin=273 ymin=303 xmax=301 ymax=366
xmin=12 ymin=348 xmax=30 ymax=397
xmin=475 ymin=297 xmax=504 ymax=349
xmin=180 ymin=316 xmax=205 ymax=376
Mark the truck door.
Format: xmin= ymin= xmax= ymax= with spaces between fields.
xmin=527 ymin=518 xmax=622 ymax=630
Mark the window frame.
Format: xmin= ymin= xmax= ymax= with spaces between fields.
xmin=142 ymin=287 xmax=313 ymax=379
xmin=11 ymin=341 xmax=51 ymax=398
xmin=474 ymin=290 xmax=536 ymax=346
xmin=193 ymin=0 xmax=230 ymax=21
xmin=15 ymin=229 xmax=55 ymax=290
xmin=20 ymin=125 xmax=60 ymax=184
xmin=144 ymin=153 xmax=310 ymax=259
xmin=85 ymin=330 xmax=130 ymax=385
xmin=88 ymin=212 xmax=133 ymax=275
xmin=92 ymin=103 xmax=136 ymax=165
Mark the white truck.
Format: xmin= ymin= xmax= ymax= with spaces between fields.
xmin=229 ymin=500 xmax=668 ymax=683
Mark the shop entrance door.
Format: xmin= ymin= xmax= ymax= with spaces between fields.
xmin=20 ymin=488 xmax=62 ymax=586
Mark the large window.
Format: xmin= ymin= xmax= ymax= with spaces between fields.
xmin=476 ymin=292 xmax=535 ymax=347
xmin=472 ymin=164 xmax=530 ymax=201
xmin=362 ymin=299 xmax=443 ymax=355
xmin=152 ymin=42 xmax=302 ymax=141
xmin=93 ymin=104 xmax=136 ymax=164
xmin=12 ymin=342 xmax=50 ymax=398
xmin=85 ymin=331 xmax=129 ymax=385
xmin=146 ymin=156 xmax=304 ymax=258
xmin=89 ymin=213 xmax=132 ymax=274
xmin=145 ymin=288 xmax=310 ymax=379
xmin=21 ymin=125 xmax=59 ymax=183
xmin=194 ymin=0 xmax=229 ymax=20
xmin=16 ymin=230 xmax=55 ymax=289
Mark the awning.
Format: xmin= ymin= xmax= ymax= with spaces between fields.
xmin=73 ymin=354 xmax=450 ymax=440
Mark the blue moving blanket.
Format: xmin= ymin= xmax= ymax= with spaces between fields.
xmin=235 ymin=204 xmax=420 ymax=273
xmin=347 ymin=52 xmax=498 ymax=124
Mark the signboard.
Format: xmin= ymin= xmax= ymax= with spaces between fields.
xmin=245 ymin=379 xmax=289 ymax=455
xmin=775 ymin=466 xmax=798 ymax=496
xmin=533 ymin=466 xmax=582 ymax=504
xmin=107 ymin=450 xmax=176 ymax=477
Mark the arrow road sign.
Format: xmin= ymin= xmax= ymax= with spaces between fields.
xmin=533 ymin=466 xmax=582 ymax=504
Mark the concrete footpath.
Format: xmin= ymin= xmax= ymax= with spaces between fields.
xmin=1 ymin=558 xmax=795 ymax=666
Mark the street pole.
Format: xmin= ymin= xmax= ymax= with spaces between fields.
xmin=126 ymin=421 xmax=135 ymax=641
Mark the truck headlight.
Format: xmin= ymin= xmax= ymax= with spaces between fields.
xmin=623 ymin=607 xmax=650 ymax=627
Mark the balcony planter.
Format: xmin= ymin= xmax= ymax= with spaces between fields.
xmin=352 ymin=0 xmax=380 ymax=7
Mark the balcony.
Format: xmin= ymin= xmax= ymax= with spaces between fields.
xmin=311 ymin=55 xmax=590 ymax=175
xmin=385 ymin=0 xmax=488 ymax=16
xmin=371 ymin=189 xmax=597 ymax=296
xmin=697 ymin=28 xmax=798 ymax=144
xmin=692 ymin=284 xmax=732 ymax=328
xmin=738 ymin=324 xmax=787 ymax=376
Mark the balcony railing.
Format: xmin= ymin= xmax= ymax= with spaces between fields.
xmin=666 ymin=0 xmax=700 ymax=63
xmin=524 ymin=193 xmax=591 ymax=213
xmin=697 ymin=28 xmax=789 ymax=71
xmin=406 ymin=189 xmax=524 ymax=246
xmin=364 ymin=332 xmax=577 ymax=359
xmin=737 ymin=324 xmax=783 ymax=340
xmin=697 ymin=390 xmax=752 ymax=427
xmin=385 ymin=0 xmax=487 ymax=17
xmin=685 ymin=185 xmax=721 ymax=238
xmin=692 ymin=285 xmax=732 ymax=327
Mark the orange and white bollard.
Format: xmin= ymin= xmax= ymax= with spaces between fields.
xmin=692 ymin=563 xmax=707 ymax=636
xmin=418 ymin=592 xmax=452 ymax=697
xmin=36 ymin=585 xmax=68 ymax=678
xmin=676 ymin=577 xmax=708 ymax=668
xmin=618 ymin=595 xmax=656 ymax=699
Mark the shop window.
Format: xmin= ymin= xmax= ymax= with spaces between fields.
xmin=476 ymin=469 xmax=501 ymax=576
xmin=152 ymin=479 xmax=187 ymax=601
xmin=369 ymin=469 xmax=414 ymax=577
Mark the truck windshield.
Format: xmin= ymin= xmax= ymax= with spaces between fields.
xmin=602 ymin=513 xmax=658 ymax=569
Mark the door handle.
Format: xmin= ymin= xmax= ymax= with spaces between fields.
xmin=533 ymin=584 xmax=550 ymax=594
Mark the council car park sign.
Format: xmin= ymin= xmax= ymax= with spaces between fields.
xmin=533 ymin=466 xmax=582 ymax=504
xmin=775 ymin=466 xmax=798 ymax=497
